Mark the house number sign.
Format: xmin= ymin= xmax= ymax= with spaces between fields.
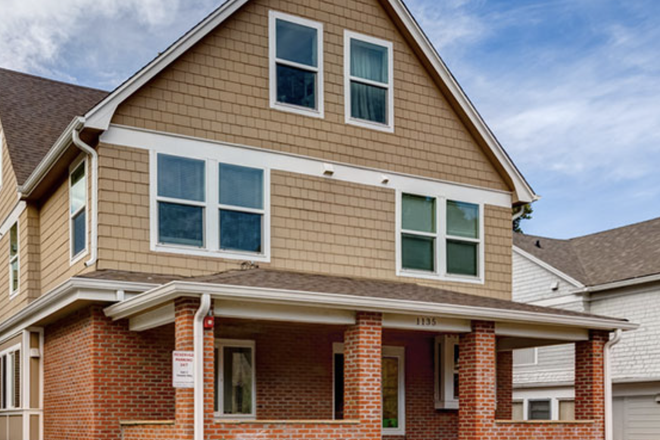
xmin=416 ymin=316 xmax=438 ymax=327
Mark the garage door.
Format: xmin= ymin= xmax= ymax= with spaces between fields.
xmin=614 ymin=396 xmax=660 ymax=440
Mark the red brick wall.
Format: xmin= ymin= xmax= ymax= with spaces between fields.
xmin=495 ymin=351 xmax=512 ymax=420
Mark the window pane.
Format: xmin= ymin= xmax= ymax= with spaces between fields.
xmin=402 ymin=194 xmax=435 ymax=233
xmin=334 ymin=353 xmax=345 ymax=420
xmin=351 ymin=39 xmax=388 ymax=83
xmin=447 ymin=201 xmax=479 ymax=239
xmin=157 ymin=154 xmax=205 ymax=202
xmin=220 ymin=210 xmax=262 ymax=253
xmin=158 ymin=202 xmax=204 ymax=247
xmin=219 ymin=164 xmax=264 ymax=209
xmin=72 ymin=210 xmax=86 ymax=257
xmin=277 ymin=64 xmax=317 ymax=109
xmin=10 ymin=259 xmax=18 ymax=293
xmin=559 ymin=400 xmax=575 ymax=420
xmin=70 ymin=163 xmax=86 ymax=214
xmin=222 ymin=346 xmax=253 ymax=415
xmin=529 ymin=400 xmax=551 ymax=420
xmin=276 ymin=19 xmax=317 ymax=67
xmin=447 ymin=240 xmax=477 ymax=276
xmin=9 ymin=224 xmax=17 ymax=257
xmin=382 ymin=357 xmax=399 ymax=429
xmin=512 ymin=402 xmax=524 ymax=421
xmin=351 ymin=82 xmax=387 ymax=124
xmin=402 ymin=234 xmax=434 ymax=272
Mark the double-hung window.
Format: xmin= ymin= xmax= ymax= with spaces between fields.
xmin=0 ymin=346 xmax=20 ymax=409
xmin=269 ymin=11 xmax=324 ymax=117
xmin=215 ymin=340 xmax=255 ymax=419
xmin=345 ymin=31 xmax=394 ymax=131
xmin=153 ymin=153 xmax=269 ymax=260
xmin=70 ymin=160 xmax=87 ymax=261
xmin=398 ymin=193 xmax=483 ymax=281
xmin=8 ymin=223 xmax=18 ymax=297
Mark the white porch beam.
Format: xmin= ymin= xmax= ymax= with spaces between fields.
xmin=213 ymin=300 xmax=356 ymax=325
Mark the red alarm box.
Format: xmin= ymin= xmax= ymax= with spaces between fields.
xmin=203 ymin=316 xmax=215 ymax=329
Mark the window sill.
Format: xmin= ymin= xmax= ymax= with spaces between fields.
xmin=346 ymin=117 xmax=394 ymax=133
xmin=215 ymin=419 xmax=360 ymax=425
xmin=397 ymin=269 xmax=484 ymax=285
xmin=152 ymin=243 xmax=270 ymax=263
xmin=495 ymin=420 xmax=595 ymax=425
xmin=271 ymin=102 xmax=324 ymax=119
xmin=70 ymin=249 xmax=89 ymax=266
xmin=435 ymin=400 xmax=459 ymax=410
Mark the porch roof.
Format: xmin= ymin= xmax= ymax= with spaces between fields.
xmin=98 ymin=269 xmax=637 ymax=332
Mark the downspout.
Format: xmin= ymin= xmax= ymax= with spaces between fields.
xmin=604 ymin=329 xmax=622 ymax=440
xmin=71 ymin=125 xmax=98 ymax=267
xmin=194 ymin=294 xmax=211 ymax=440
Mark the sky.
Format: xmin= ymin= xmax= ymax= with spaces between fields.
xmin=1 ymin=0 xmax=659 ymax=239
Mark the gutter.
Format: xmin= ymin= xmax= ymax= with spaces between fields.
xmin=72 ymin=127 xmax=99 ymax=267
xmin=604 ymin=329 xmax=622 ymax=440
xmin=194 ymin=294 xmax=211 ymax=440
xmin=578 ymin=273 xmax=660 ymax=294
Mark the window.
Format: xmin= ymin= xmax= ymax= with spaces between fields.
xmin=528 ymin=399 xmax=551 ymax=420
xmin=513 ymin=348 xmax=537 ymax=366
xmin=558 ymin=400 xmax=575 ymax=420
xmin=153 ymin=153 xmax=270 ymax=261
xmin=435 ymin=335 xmax=459 ymax=409
xmin=70 ymin=160 xmax=87 ymax=261
xmin=8 ymin=223 xmax=18 ymax=297
xmin=0 ymin=346 xmax=20 ymax=409
xmin=333 ymin=344 xmax=405 ymax=435
xmin=215 ymin=340 xmax=255 ymax=418
xmin=345 ymin=30 xmax=394 ymax=131
xmin=398 ymin=193 xmax=483 ymax=281
xmin=512 ymin=401 xmax=524 ymax=420
xmin=269 ymin=11 xmax=324 ymax=117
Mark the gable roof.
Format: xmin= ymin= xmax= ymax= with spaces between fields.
xmin=0 ymin=68 xmax=108 ymax=185
xmin=515 ymin=217 xmax=660 ymax=287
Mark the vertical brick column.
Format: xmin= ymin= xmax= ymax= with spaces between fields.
xmin=174 ymin=298 xmax=198 ymax=439
xmin=575 ymin=330 xmax=608 ymax=426
xmin=344 ymin=312 xmax=382 ymax=440
xmin=459 ymin=321 xmax=496 ymax=440
xmin=495 ymin=351 xmax=513 ymax=420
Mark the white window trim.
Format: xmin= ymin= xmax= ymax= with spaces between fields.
xmin=269 ymin=10 xmax=324 ymax=118
xmin=69 ymin=155 xmax=89 ymax=265
xmin=344 ymin=30 xmax=394 ymax=133
xmin=0 ymin=343 xmax=21 ymax=410
xmin=333 ymin=343 xmax=406 ymax=436
xmin=434 ymin=335 xmax=459 ymax=410
xmin=215 ymin=339 xmax=256 ymax=419
xmin=512 ymin=347 xmax=538 ymax=367
xmin=8 ymin=222 xmax=19 ymax=299
xmin=396 ymin=191 xmax=485 ymax=284
xmin=150 ymin=151 xmax=271 ymax=262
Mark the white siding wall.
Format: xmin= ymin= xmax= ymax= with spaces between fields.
xmin=613 ymin=395 xmax=660 ymax=440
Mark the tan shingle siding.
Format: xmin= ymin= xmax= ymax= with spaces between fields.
xmin=112 ymin=0 xmax=508 ymax=192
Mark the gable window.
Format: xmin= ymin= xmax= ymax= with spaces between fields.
xmin=70 ymin=159 xmax=87 ymax=261
xmin=8 ymin=223 xmax=18 ymax=297
xmin=397 ymin=193 xmax=483 ymax=282
xmin=435 ymin=335 xmax=459 ymax=409
xmin=345 ymin=30 xmax=394 ymax=132
xmin=269 ymin=11 xmax=324 ymax=117
xmin=0 ymin=346 xmax=20 ymax=409
xmin=333 ymin=344 xmax=405 ymax=435
xmin=214 ymin=340 xmax=255 ymax=419
xmin=152 ymin=153 xmax=270 ymax=261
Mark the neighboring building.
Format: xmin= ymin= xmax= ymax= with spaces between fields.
xmin=0 ymin=0 xmax=634 ymax=439
xmin=513 ymin=221 xmax=660 ymax=440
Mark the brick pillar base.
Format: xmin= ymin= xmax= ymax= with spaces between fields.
xmin=495 ymin=351 xmax=513 ymax=420
xmin=344 ymin=312 xmax=382 ymax=440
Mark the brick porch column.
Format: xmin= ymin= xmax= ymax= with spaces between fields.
xmin=459 ymin=321 xmax=496 ymax=440
xmin=495 ymin=351 xmax=513 ymax=420
xmin=575 ymin=330 xmax=608 ymax=430
xmin=344 ymin=312 xmax=382 ymax=440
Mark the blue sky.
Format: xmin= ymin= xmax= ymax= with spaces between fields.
xmin=1 ymin=0 xmax=659 ymax=239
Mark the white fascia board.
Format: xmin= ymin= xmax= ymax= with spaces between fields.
xmin=102 ymin=124 xmax=512 ymax=208
xmin=495 ymin=322 xmax=589 ymax=341
xmin=0 ymin=201 xmax=26 ymax=236
xmin=103 ymin=281 xmax=639 ymax=332
xmin=513 ymin=246 xmax=585 ymax=288
xmin=215 ymin=300 xmax=356 ymax=326
xmin=0 ymin=277 xmax=157 ymax=345
xmin=129 ymin=303 xmax=175 ymax=332
xmin=581 ymin=273 xmax=660 ymax=294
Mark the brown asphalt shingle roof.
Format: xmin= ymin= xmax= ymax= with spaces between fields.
xmin=0 ymin=68 xmax=108 ymax=185
xmin=515 ymin=216 xmax=660 ymax=286
xmin=80 ymin=268 xmax=627 ymax=322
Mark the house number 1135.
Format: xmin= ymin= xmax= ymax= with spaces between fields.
xmin=416 ymin=317 xmax=437 ymax=326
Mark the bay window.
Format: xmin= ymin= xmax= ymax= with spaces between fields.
xmin=345 ymin=31 xmax=394 ymax=131
xmin=8 ymin=223 xmax=18 ymax=297
xmin=70 ymin=159 xmax=87 ymax=261
xmin=398 ymin=192 xmax=483 ymax=281
xmin=269 ymin=11 xmax=324 ymax=117
xmin=215 ymin=340 xmax=255 ymax=418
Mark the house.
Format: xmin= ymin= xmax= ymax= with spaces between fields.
xmin=512 ymin=221 xmax=660 ymax=440
xmin=0 ymin=0 xmax=635 ymax=439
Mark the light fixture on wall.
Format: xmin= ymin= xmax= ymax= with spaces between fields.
xmin=381 ymin=174 xmax=390 ymax=184
xmin=323 ymin=163 xmax=335 ymax=176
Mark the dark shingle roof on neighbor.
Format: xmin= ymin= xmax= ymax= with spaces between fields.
xmin=515 ymin=216 xmax=660 ymax=287
xmin=0 ymin=68 xmax=108 ymax=185
xmin=80 ymin=268 xmax=628 ymax=322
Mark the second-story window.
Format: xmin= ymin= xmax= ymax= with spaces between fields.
xmin=398 ymin=193 xmax=483 ymax=281
xmin=345 ymin=31 xmax=394 ymax=132
xmin=219 ymin=164 xmax=264 ymax=253
xmin=8 ymin=223 xmax=18 ymax=296
xmin=70 ymin=160 xmax=87 ymax=261
xmin=269 ymin=11 xmax=324 ymax=117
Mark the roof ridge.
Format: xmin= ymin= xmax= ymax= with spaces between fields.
xmin=0 ymin=67 xmax=109 ymax=93
xmin=568 ymin=216 xmax=660 ymax=241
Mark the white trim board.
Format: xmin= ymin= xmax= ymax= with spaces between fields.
xmin=102 ymin=124 xmax=512 ymax=208
xmin=0 ymin=202 xmax=26 ymax=237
